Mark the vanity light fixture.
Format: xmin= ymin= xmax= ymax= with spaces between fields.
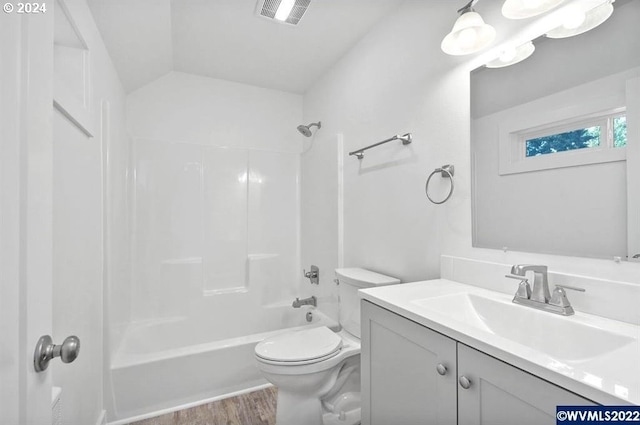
xmin=441 ymin=0 xmax=496 ymax=56
xmin=559 ymin=4 xmax=588 ymax=29
xmin=486 ymin=41 xmax=536 ymax=68
xmin=546 ymin=0 xmax=614 ymax=38
xmin=502 ymin=0 xmax=565 ymax=20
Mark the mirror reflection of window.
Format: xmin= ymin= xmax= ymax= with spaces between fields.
xmin=524 ymin=112 xmax=627 ymax=157
xmin=471 ymin=0 xmax=639 ymax=260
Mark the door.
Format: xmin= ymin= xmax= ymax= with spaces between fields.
xmin=0 ymin=9 xmax=54 ymax=425
xmin=361 ymin=301 xmax=457 ymax=425
xmin=457 ymin=344 xmax=595 ymax=425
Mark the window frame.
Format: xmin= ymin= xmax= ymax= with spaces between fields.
xmin=498 ymin=95 xmax=627 ymax=175
xmin=520 ymin=109 xmax=626 ymax=158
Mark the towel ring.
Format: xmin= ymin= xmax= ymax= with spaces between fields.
xmin=425 ymin=164 xmax=454 ymax=205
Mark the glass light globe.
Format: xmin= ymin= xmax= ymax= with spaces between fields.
xmin=522 ymin=0 xmax=542 ymax=10
xmin=441 ymin=11 xmax=496 ymax=56
xmin=547 ymin=1 xmax=614 ymax=38
xmin=499 ymin=47 xmax=518 ymax=62
xmin=486 ymin=41 xmax=536 ymax=68
xmin=563 ymin=6 xmax=587 ymax=29
xmin=457 ymin=27 xmax=478 ymax=49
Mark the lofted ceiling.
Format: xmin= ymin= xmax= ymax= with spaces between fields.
xmin=87 ymin=0 xmax=406 ymax=94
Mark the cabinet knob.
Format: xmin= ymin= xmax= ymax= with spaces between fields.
xmin=459 ymin=375 xmax=472 ymax=389
xmin=436 ymin=363 xmax=448 ymax=376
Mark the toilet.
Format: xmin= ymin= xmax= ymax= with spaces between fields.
xmin=254 ymin=268 xmax=400 ymax=425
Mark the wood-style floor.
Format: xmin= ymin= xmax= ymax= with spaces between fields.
xmin=129 ymin=387 xmax=277 ymax=425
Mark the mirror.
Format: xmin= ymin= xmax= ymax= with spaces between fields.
xmin=471 ymin=0 xmax=640 ymax=260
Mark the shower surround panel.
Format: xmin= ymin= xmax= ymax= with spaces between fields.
xmin=107 ymin=138 xmax=302 ymax=422
xmin=131 ymin=138 xmax=300 ymax=321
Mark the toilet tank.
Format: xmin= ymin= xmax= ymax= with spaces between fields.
xmin=335 ymin=268 xmax=400 ymax=338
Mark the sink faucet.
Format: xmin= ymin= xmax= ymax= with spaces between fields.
xmin=510 ymin=264 xmax=551 ymax=303
xmin=292 ymin=296 xmax=317 ymax=308
xmin=506 ymin=264 xmax=585 ymax=316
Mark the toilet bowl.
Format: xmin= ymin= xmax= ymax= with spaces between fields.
xmin=256 ymin=327 xmax=360 ymax=425
xmin=254 ymin=268 xmax=400 ymax=425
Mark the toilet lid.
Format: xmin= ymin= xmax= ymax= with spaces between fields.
xmin=255 ymin=326 xmax=342 ymax=363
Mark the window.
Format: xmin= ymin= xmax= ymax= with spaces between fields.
xmin=525 ymin=125 xmax=601 ymax=157
xmin=496 ymin=70 xmax=630 ymax=176
xmin=614 ymin=115 xmax=627 ymax=148
xmin=522 ymin=111 xmax=626 ymax=158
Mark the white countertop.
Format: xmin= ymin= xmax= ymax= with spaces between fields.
xmin=359 ymin=279 xmax=640 ymax=405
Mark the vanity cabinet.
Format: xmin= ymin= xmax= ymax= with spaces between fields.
xmin=361 ymin=299 xmax=457 ymax=424
xmin=457 ymin=343 xmax=595 ymax=424
xmin=361 ymin=301 xmax=596 ymax=425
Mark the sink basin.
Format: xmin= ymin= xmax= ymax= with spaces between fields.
xmin=413 ymin=293 xmax=635 ymax=362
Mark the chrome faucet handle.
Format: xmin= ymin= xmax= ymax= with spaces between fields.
xmin=554 ymin=284 xmax=586 ymax=293
xmin=303 ymin=265 xmax=320 ymax=284
xmin=505 ymin=275 xmax=532 ymax=299
xmin=549 ymin=285 xmax=585 ymax=314
xmin=505 ymin=274 xmax=528 ymax=281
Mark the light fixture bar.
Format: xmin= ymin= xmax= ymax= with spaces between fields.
xmin=275 ymin=0 xmax=296 ymax=21
xmin=457 ymin=0 xmax=479 ymax=14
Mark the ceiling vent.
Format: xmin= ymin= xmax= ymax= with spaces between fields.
xmin=257 ymin=0 xmax=311 ymax=25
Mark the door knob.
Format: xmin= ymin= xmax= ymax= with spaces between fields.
xmin=436 ymin=363 xmax=448 ymax=376
xmin=34 ymin=335 xmax=80 ymax=372
xmin=459 ymin=375 xmax=472 ymax=389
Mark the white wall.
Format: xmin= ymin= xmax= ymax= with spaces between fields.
xmin=52 ymin=1 xmax=129 ymax=425
xmin=302 ymin=1 xmax=469 ymax=309
xmin=301 ymin=0 xmax=640 ymax=322
xmin=127 ymin=71 xmax=303 ymax=152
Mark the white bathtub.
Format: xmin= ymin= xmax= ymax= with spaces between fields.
xmin=108 ymin=306 xmax=337 ymax=423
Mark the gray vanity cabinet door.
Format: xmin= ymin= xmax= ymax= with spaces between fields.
xmin=457 ymin=344 xmax=596 ymax=425
xmin=361 ymin=301 xmax=457 ymax=425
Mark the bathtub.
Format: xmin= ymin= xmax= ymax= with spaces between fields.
xmin=108 ymin=306 xmax=337 ymax=423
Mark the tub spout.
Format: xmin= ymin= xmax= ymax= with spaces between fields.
xmin=292 ymin=296 xmax=317 ymax=308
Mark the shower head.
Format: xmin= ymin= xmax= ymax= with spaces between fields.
xmin=297 ymin=121 xmax=321 ymax=137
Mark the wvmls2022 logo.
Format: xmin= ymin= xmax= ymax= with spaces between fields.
xmin=557 ymin=406 xmax=640 ymax=424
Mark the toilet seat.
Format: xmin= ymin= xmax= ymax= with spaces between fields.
xmin=255 ymin=326 xmax=343 ymax=365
